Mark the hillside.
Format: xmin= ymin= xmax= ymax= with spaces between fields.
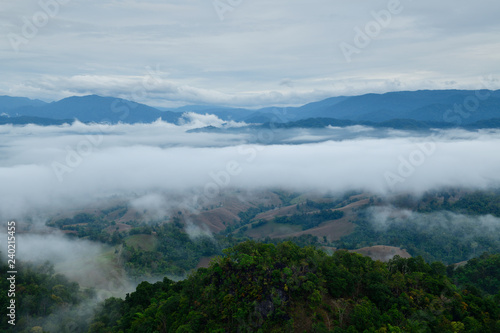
xmin=89 ymin=241 xmax=500 ymax=332
xmin=44 ymin=189 xmax=500 ymax=279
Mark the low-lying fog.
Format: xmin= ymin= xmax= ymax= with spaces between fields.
xmin=1 ymin=115 xmax=499 ymax=221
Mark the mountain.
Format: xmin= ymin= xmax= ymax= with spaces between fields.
xmin=0 ymin=96 xmax=46 ymax=115
xmin=1 ymin=90 xmax=500 ymax=125
xmin=3 ymin=95 xmax=181 ymax=124
xmin=290 ymin=90 xmax=500 ymax=124
xmin=172 ymin=90 xmax=500 ymax=125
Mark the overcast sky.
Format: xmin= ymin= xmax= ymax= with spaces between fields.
xmin=1 ymin=0 xmax=500 ymax=107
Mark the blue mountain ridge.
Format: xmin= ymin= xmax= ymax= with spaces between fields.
xmin=1 ymin=89 xmax=499 ymax=126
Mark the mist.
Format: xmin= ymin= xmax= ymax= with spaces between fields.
xmin=1 ymin=118 xmax=500 ymax=221
xmin=0 ymin=229 xmax=134 ymax=298
xmin=367 ymin=206 xmax=500 ymax=235
xmin=361 ymin=205 xmax=500 ymax=264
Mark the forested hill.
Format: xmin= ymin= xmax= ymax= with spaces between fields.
xmin=89 ymin=241 xmax=500 ymax=332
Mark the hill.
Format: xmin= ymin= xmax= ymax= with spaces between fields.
xmin=290 ymin=90 xmax=500 ymax=124
xmin=176 ymin=90 xmax=500 ymax=125
xmin=2 ymin=95 xmax=181 ymax=124
xmin=89 ymin=241 xmax=500 ymax=332
xmin=2 ymin=90 xmax=500 ymax=125
xmin=0 ymin=95 xmax=46 ymax=113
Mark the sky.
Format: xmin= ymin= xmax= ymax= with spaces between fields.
xmin=2 ymin=0 xmax=500 ymax=108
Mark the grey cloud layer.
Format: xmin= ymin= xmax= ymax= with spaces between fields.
xmin=1 ymin=0 xmax=500 ymax=106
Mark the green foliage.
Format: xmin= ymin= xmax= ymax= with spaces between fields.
xmin=450 ymin=191 xmax=500 ymax=217
xmin=48 ymin=213 xmax=124 ymax=245
xmin=449 ymin=253 xmax=500 ymax=295
xmin=89 ymin=241 xmax=500 ymax=332
xmin=263 ymin=234 xmax=324 ymax=248
xmin=122 ymin=220 xmax=223 ymax=278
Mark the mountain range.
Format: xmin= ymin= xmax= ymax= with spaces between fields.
xmin=1 ymin=89 xmax=500 ymax=128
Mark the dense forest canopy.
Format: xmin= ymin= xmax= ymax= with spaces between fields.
xmin=88 ymin=241 xmax=500 ymax=332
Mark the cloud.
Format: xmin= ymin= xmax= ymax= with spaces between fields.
xmin=366 ymin=205 xmax=500 ymax=242
xmin=179 ymin=112 xmax=248 ymax=129
xmin=184 ymin=220 xmax=214 ymax=240
xmin=0 ymin=122 xmax=500 ymax=222
xmin=2 ymin=1 xmax=500 ymax=107
xmin=129 ymin=193 xmax=170 ymax=221
xmin=0 ymin=230 xmax=134 ymax=298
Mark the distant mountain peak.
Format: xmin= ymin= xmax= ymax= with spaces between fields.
xmin=1 ymin=89 xmax=499 ymax=125
xmin=0 ymin=95 xmax=47 ymax=110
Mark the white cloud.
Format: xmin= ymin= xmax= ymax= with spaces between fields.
xmin=0 ymin=122 xmax=500 ymax=221
xmin=130 ymin=193 xmax=169 ymax=221
xmin=367 ymin=206 xmax=500 ymax=238
xmin=0 ymin=230 xmax=134 ymax=297
xmin=179 ymin=112 xmax=248 ymax=128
